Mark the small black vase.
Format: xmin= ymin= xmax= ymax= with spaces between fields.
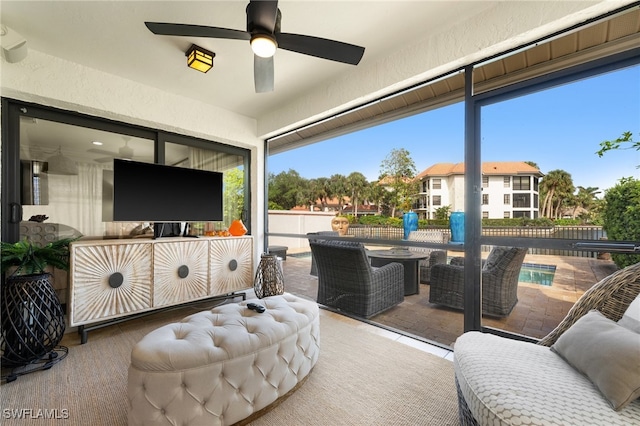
xmin=1 ymin=273 xmax=66 ymax=367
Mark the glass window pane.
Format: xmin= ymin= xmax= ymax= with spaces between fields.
xmin=19 ymin=118 xmax=154 ymax=240
xmin=165 ymin=143 xmax=245 ymax=236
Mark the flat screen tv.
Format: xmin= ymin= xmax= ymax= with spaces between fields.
xmin=112 ymin=159 xmax=223 ymax=226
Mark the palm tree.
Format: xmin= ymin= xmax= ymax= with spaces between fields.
xmin=346 ymin=172 xmax=368 ymax=217
xmin=329 ymin=174 xmax=348 ymax=211
xmin=540 ymin=169 xmax=573 ymax=219
xmin=571 ymin=186 xmax=601 ymax=219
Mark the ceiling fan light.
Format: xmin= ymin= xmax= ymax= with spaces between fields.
xmin=251 ymin=34 xmax=277 ymax=58
xmin=186 ymin=44 xmax=215 ymax=73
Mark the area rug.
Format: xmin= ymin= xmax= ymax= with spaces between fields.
xmin=0 ymin=308 xmax=458 ymax=425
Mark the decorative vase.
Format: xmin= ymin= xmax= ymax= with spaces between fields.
xmin=450 ymin=211 xmax=465 ymax=243
xmin=228 ymin=219 xmax=247 ymax=236
xmin=402 ymin=210 xmax=418 ymax=240
xmin=0 ymin=273 xmax=66 ymax=367
xmin=253 ymin=253 xmax=284 ymax=299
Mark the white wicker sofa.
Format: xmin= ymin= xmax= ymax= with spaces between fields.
xmin=454 ymin=262 xmax=640 ymax=426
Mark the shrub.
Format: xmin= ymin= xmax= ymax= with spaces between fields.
xmin=602 ymin=177 xmax=640 ymax=268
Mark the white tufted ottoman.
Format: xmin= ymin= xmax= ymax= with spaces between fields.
xmin=127 ymin=293 xmax=320 ymax=426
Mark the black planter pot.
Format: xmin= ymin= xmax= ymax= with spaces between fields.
xmin=1 ymin=273 xmax=66 ymax=367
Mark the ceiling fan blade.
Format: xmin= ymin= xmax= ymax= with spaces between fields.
xmin=277 ymin=33 xmax=365 ymax=65
xmin=145 ymin=22 xmax=250 ymax=41
xmin=254 ymin=55 xmax=274 ymax=93
xmin=94 ymin=156 xmax=113 ymax=163
xmin=246 ymin=1 xmax=278 ymax=33
xmin=87 ymin=147 xmax=118 ymax=156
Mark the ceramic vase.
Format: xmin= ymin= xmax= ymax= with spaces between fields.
xmin=228 ymin=219 xmax=247 ymax=236
xmin=450 ymin=211 xmax=465 ymax=243
xmin=402 ymin=210 xmax=418 ymax=240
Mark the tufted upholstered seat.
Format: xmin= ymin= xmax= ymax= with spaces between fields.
xmin=127 ymin=293 xmax=320 ymax=426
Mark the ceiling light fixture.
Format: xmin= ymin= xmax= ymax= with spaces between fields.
xmin=46 ymin=146 xmax=78 ymax=176
xmin=250 ymin=34 xmax=277 ymax=58
xmin=186 ymin=44 xmax=215 ymax=73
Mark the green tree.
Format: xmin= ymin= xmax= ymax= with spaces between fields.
xmin=540 ymin=169 xmax=574 ymax=219
xmin=223 ymin=168 xmax=244 ymax=223
xmin=379 ymin=148 xmax=418 ymax=217
xmin=596 ymin=131 xmax=639 ymax=167
xmin=602 ymin=177 xmax=640 ymax=268
xmin=329 ymin=174 xmax=348 ymax=211
xmin=434 ymin=206 xmax=451 ymax=220
xmin=346 ymin=172 xmax=369 ymax=217
xmin=570 ymin=186 xmax=601 ymax=220
xmin=268 ymin=169 xmax=308 ymax=210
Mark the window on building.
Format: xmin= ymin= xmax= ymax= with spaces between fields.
xmin=422 ymin=180 xmax=428 ymax=192
xmin=513 ymin=176 xmax=530 ymax=190
xmin=504 ymin=176 xmax=510 ymax=187
xmin=513 ymin=211 xmax=531 ymax=219
xmin=482 ymin=176 xmax=489 ymax=187
xmin=482 ymin=194 xmax=489 ymax=205
xmin=513 ymin=193 xmax=530 ymax=208
xmin=482 ymin=211 xmax=489 ymax=218
xmin=503 ymin=211 xmax=510 ymax=218
xmin=534 ymin=193 xmax=539 ymax=209
xmin=432 ymin=195 xmax=441 ymax=206
xmin=504 ymin=194 xmax=510 ymax=204
xmin=432 ymin=178 xmax=442 ymax=189
xmin=533 ymin=176 xmax=539 ymax=192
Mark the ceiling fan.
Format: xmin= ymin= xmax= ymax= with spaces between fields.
xmin=88 ymin=137 xmax=138 ymax=163
xmin=145 ymin=0 xmax=365 ymax=93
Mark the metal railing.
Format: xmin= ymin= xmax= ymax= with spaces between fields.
xmin=346 ymin=225 xmax=608 ymax=258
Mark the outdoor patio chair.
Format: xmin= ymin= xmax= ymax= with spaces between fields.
xmin=407 ymin=230 xmax=448 ymax=283
xmin=429 ymin=246 xmax=528 ymax=317
xmin=309 ymin=239 xmax=404 ymax=318
xmin=308 ymin=231 xmax=339 ymax=276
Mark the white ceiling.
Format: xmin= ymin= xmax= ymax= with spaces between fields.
xmin=0 ymin=1 xmax=496 ymax=120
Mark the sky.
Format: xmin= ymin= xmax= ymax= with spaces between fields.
xmin=269 ymin=65 xmax=640 ymax=196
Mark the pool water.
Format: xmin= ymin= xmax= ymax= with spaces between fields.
xmin=519 ymin=263 xmax=556 ymax=286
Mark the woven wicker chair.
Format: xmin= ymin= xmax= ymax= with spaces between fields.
xmin=309 ymin=239 xmax=404 ymax=318
xmin=429 ymin=246 xmax=527 ymax=317
xmin=455 ymin=261 xmax=640 ymax=426
xmin=308 ymin=231 xmax=339 ymax=276
xmin=407 ymin=230 xmax=448 ymax=283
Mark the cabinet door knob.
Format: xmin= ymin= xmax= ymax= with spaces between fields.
xmin=177 ymin=265 xmax=190 ymax=278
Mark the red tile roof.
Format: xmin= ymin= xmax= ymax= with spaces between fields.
xmin=416 ymin=161 xmax=542 ymax=178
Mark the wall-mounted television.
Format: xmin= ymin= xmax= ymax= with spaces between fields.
xmin=112 ymin=159 xmax=223 ymax=228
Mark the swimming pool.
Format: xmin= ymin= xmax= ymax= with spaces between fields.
xmin=519 ymin=263 xmax=556 ymax=286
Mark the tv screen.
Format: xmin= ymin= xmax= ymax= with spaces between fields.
xmin=112 ymin=159 xmax=223 ymax=222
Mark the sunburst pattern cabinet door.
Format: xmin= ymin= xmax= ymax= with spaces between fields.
xmin=70 ymin=242 xmax=152 ymax=326
xmin=209 ymin=237 xmax=253 ymax=295
xmin=153 ymin=240 xmax=209 ymax=307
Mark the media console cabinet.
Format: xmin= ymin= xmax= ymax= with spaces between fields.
xmin=69 ymin=236 xmax=253 ymax=343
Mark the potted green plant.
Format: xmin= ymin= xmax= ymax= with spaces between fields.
xmin=1 ymin=237 xmax=76 ymax=276
xmin=1 ymin=237 xmax=77 ymax=369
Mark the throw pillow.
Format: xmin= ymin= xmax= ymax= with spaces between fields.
xmin=618 ymin=293 xmax=640 ymax=334
xmin=483 ymin=246 xmax=511 ymax=270
xmin=551 ymin=310 xmax=640 ymax=411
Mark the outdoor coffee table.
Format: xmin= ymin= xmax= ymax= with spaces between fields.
xmin=367 ymin=249 xmax=428 ymax=296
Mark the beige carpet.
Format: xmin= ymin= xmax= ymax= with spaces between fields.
xmin=0 ymin=306 xmax=459 ymax=426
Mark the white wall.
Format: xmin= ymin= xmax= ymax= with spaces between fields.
xmin=267 ymin=210 xmax=335 ymax=253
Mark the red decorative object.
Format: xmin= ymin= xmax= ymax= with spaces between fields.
xmin=228 ymin=219 xmax=247 ymax=236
